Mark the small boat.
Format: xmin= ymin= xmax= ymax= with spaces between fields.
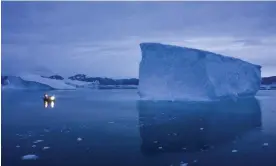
xmin=43 ymin=94 xmax=55 ymax=102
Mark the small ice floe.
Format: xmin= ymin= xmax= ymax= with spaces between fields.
xmin=200 ymin=128 xmax=204 ymax=131
xmin=232 ymin=149 xmax=238 ymax=153
xmin=173 ymin=133 xmax=177 ymax=136
xmin=180 ymin=161 xmax=188 ymax=166
xmin=32 ymin=145 xmax=36 ymax=148
xmin=16 ymin=145 xmax=20 ymax=148
xmin=193 ymin=160 xmax=198 ymax=163
xmin=77 ymin=137 xmax=83 ymax=141
xmin=182 ymin=147 xmax=187 ymax=150
xmin=158 ymin=146 xmax=163 ymax=150
xmin=43 ymin=147 xmax=50 ymax=150
xmin=33 ymin=140 xmax=44 ymax=144
xmin=21 ymin=154 xmax=39 ymax=160
xmin=263 ymin=143 xmax=269 ymax=146
xmin=108 ymin=122 xmax=114 ymax=124
xmin=153 ymin=141 xmax=158 ymax=144
xmin=44 ymin=129 xmax=50 ymax=132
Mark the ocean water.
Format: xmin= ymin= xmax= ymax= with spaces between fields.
xmin=2 ymin=89 xmax=276 ymax=166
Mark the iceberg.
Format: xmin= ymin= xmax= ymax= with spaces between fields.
xmin=138 ymin=43 xmax=261 ymax=101
xmin=2 ymin=74 xmax=75 ymax=90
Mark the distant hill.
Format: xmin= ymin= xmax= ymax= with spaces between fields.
xmin=42 ymin=75 xmax=64 ymax=80
xmin=68 ymin=74 xmax=139 ymax=85
xmin=3 ymin=74 xmax=275 ymax=86
xmin=261 ymin=76 xmax=276 ymax=85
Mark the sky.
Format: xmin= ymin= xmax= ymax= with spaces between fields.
xmin=2 ymin=1 xmax=276 ymax=78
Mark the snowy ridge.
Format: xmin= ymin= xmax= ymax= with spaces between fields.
xmin=2 ymin=74 xmax=75 ymax=90
xmin=138 ymin=43 xmax=261 ymax=101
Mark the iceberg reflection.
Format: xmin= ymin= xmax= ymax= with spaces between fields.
xmin=137 ymin=98 xmax=261 ymax=155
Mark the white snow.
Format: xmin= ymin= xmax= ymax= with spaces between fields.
xmin=2 ymin=74 xmax=75 ymax=90
xmin=21 ymin=154 xmax=39 ymax=160
xmin=21 ymin=74 xmax=75 ymax=90
xmin=64 ymin=79 xmax=91 ymax=88
xmin=138 ymin=43 xmax=261 ymax=101
xmin=77 ymin=137 xmax=83 ymax=141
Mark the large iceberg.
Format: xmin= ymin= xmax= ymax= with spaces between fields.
xmin=2 ymin=74 xmax=75 ymax=90
xmin=138 ymin=43 xmax=261 ymax=101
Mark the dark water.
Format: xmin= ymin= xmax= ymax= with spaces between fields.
xmin=2 ymin=90 xmax=276 ymax=166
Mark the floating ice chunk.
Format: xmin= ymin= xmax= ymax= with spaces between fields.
xmin=32 ymin=145 xmax=36 ymax=148
xmin=33 ymin=140 xmax=44 ymax=144
xmin=77 ymin=137 xmax=83 ymax=141
xmin=232 ymin=149 xmax=238 ymax=153
xmin=200 ymin=128 xmax=204 ymax=130
xmin=44 ymin=129 xmax=50 ymax=132
xmin=153 ymin=141 xmax=158 ymax=143
xmin=193 ymin=160 xmax=198 ymax=163
xmin=43 ymin=147 xmax=50 ymax=150
xmin=16 ymin=145 xmax=20 ymax=148
xmin=158 ymin=146 xmax=163 ymax=150
xmin=180 ymin=161 xmax=188 ymax=166
xmin=21 ymin=154 xmax=39 ymax=160
xmin=108 ymin=122 xmax=115 ymax=124
xmin=263 ymin=143 xmax=269 ymax=146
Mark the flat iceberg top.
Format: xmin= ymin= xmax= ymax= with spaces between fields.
xmin=138 ymin=42 xmax=261 ymax=101
xmin=140 ymin=42 xmax=261 ymax=68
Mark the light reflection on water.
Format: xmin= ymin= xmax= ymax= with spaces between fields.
xmin=44 ymin=101 xmax=55 ymax=108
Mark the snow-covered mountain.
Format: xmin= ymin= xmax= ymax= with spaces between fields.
xmin=68 ymin=74 xmax=138 ymax=86
xmin=1 ymin=74 xmax=137 ymax=90
xmin=2 ymin=74 xmax=75 ymax=90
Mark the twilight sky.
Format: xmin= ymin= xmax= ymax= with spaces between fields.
xmin=2 ymin=1 xmax=276 ymax=78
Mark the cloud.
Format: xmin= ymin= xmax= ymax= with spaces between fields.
xmin=2 ymin=1 xmax=276 ymax=77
